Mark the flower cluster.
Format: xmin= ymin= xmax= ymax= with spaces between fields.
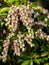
xmin=0 ymin=5 xmax=34 ymax=62
xmin=0 ymin=4 xmax=49 ymax=62
xmin=35 ymin=29 xmax=49 ymax=41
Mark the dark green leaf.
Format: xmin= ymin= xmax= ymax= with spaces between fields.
xmin=0 ymin=21 xmax=4 ymax=27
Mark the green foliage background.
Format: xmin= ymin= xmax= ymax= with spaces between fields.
xmin=0 ymin=0 xmax=49 ymax=65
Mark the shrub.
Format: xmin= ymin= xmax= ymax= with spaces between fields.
xmin=0 ymin=0 xmax=49 ymax=65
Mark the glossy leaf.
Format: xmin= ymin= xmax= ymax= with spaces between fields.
xmin=0 ymin=7 xmax=10 ymax=14
xmin=30 ymin=60 xmax=33 ymax=65
xmin=21 ymin=60 xmax=30 ymax=65
xmin=41 ymin=52 xmax=48 ymax=57
xmin=34 ymin=59 xmax=40 ymax=64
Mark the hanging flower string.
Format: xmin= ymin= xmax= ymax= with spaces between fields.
xmin=0 ymin=4 xmax=49 ymax=62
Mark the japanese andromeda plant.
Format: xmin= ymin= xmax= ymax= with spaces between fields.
xmin=0 ymin=1 xmax=49 ymax=65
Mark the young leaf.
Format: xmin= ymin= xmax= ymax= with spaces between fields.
xmin=6 ymin=0 xmax=15 ymax=5
xmin=21 ymin=60 xmax=30 ymax=65
xmin=0 ymin=7 xmax=10 ymax=14
xmin=34 ymin=59 xmax=40 ymax=64
xmin=41 ymin=52 xmax=48 ymax=57
xmin=44 ymin=63 xmax=49 ymax=65
xmin=30 ymin=60 xmax=33 ymax=65
xmin=30 ymin=3 xmax=37 ymax=7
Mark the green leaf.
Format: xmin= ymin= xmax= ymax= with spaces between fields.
xmin=37 ymin=58 xmax=41 ymax=62
xmin=0 ymin=46 xmax=2 ymax=50
xmin=21 ymin=60 xmax=30 ymax=65
xmin=41 ymin=52 xmax=48 ymax=57
xmin=33 ymin=38 xmax=39 ymax=49
xmin=17 ymin=58 xmax=23 ymax=63
xmin=0 ymin=46 xmax=2 ymax=52
xmin=6 ymin=0 xmax=15 ymax=5
xmin=44 ymin=63 xmax=49 ymax=65
xmin=40 ymin=58 xmax=45 ymax=63
xmin=0 ymin=7 xmax=10 ymax=14
xmin=0 ymin=13 xmax=7 ymax=16
xmin=30 ymin=3 xmax=37 ymax=7
xmin=0 ymin=39 xmax=3 ymax=42
xmin=21 ymin=0 xmax=27 ymax=4
xmin=47 ymin=19 xmax=49 ymax=26
xmin=30 ymin=60 xmax=33 ymax=65
xmin=7 ymin=55 xmax=11 ymax=61
xmin=0 ymin=22 xmax=4 ymax=27
xmin=19 ymin=23 xmax=28 ymax=34
xmin=34 ymin=59 xmax=40 ymax=64
xmin=11 ymin=34 xmax=17 ymax=40
xmin=15 ymin=0 xmax=21 ymax=5
xmin=39 ymin=14 xmax=47 ymax=21
xmin=0 ymin=13 xmax=7 ymax=22
xmin=44 ymin=57 xmax=48 ymax=61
